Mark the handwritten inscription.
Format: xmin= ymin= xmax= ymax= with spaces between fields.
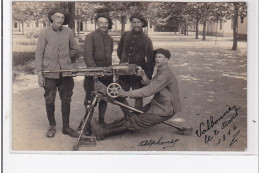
xmin=138 ymin=137 xmax=179 ymax=149
xmin=195 ymin=105 xmax=241 ymax=146
xmin=216 ymin=124 xmax=240 ymax=146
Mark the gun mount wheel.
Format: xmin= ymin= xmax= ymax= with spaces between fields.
xmin=107 ymin=83 xmax=122 ymax=98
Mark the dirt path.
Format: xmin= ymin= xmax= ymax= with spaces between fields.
xmin=12 ymin=35 xmax=247 ymax=152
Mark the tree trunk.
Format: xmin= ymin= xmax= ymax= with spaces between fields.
xmin=22 ymin=21 xmax=24 ymax=35
xmin=77 ymin=20 xmax=80 ymax=36
xmin=232 ymin=3 xmax=239 ymax=50
xmin=147 ymin=20 xmax=149 ymax=35
xmin=121 ymin=14 xmax=126 ymax=36
xmin=202 ymin=21 xmax=206 ymax=40
xmin=183 ymin=24 xmax=186 ymax=35
xmin=195 ymin=19 xmax=199 ymax=39
xmin=186 ymin=25 xmax=188 ymax=35
xmin=68 ymin=2 xmax=75 ymax=34
xmin=215 ymin=20 xmax=218 ymax=45
xmin=18 ymin=22 xmax=21 ymax=32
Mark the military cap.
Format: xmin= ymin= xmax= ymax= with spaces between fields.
xmin=130 ymin=13 xmax=148 ymax=28
xmin=48 ymin=8 xmax=69 ymax=25
xmin=154 ymin=48 xmax=171 ymax=59
xmin=95 ymin=14 xmax=113 ymax=29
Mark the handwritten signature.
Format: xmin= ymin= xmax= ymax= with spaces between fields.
xmin=195 ymin=105 xmax=240 ymax=138
xmin=216 ymin=124 xmax=240 ymax=146
xmin=138 ymin=137 xmax=179 ymax=149
xmin=195 ymin=105 xmax=241 ymax=146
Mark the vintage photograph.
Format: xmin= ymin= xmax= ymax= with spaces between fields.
xmin=12 ymin=1 xmax=248 ymax=151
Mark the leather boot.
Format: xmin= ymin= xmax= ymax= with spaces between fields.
xmin=83 ymin=110 xmax=94 ymax=136
xmin=98 ymin=101 xmax=107 ymax=127
xmin=46 ymin=125 xmax=56 ymax=138
xmin=62 ymin=127 xmax=79 ymax=138
xmin=91 ymin=118 xmax=128 ymax=141
xmin=61 ymin=102 xmax=79 ymax=138
xmin=46 ymin=104 xmax=56 ymax=126
xmin=46 ymin=104 xmax=56 ymax=138
xmin=61 ymin=102 xmax=70 ymax=129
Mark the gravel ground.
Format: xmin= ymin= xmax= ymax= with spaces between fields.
xmin=12 ymin=34 xmax=247 ymax=152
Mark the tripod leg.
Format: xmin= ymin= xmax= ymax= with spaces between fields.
xmin=76 ymin=112 xmax=87 ymax=131
xmin=73 ymin=95 xmax=98 ymax=151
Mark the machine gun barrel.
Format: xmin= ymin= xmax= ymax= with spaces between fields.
xmin=43 ymin=68 xmax=105 ymax=73
xmin=42 ymin=64 xmax=138 ymax=77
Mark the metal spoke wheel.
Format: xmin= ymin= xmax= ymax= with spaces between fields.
xmin=107 ymin=83 xmax=122 ymax=98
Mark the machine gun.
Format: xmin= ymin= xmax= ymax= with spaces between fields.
xmin=43 ymin=63 xmax=139 ymax=98
xmin=71 ymin=80 xmax=193 ymax=150
xmin=43 ymin=63 xmax=137 ymax=83
xmin=43 ymin=64 xmax=193 ymax=150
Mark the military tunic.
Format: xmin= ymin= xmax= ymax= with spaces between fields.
xmin=126 ymin=63 xmax=181 ymax=130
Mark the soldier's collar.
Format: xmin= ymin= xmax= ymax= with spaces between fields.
xmin=97 ymin=28 xmax=108 ymax=35
xmin=51 ymin=25 xmax=62 ymax=32
xmin=157 ymin=63 xmax=168 ymax=72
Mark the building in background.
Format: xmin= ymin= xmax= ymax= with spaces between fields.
xmin=12 ymin=21 xmax=49 ymax=35
xmin=188 ymin=16 xmax=247 ymax=40
xmin=12 ymin=18 xmax=154 ymax=36
xmin=74 ymin=18 xmax=154 ymax=34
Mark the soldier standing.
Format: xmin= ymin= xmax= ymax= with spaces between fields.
xmin=35 ymin=8 xmax=79 ymax=138
xmin=82 ymin=13 xmax=114 ymax=135
xmin=116 ymin=13 xmax=155 ymax=121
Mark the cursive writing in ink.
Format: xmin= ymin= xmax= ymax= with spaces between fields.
xmin=195 ymin=105 xmax=240 ymax=137
xmin=230 ymin=130 xmax=240 ymax=146
xmin=138 ymin=137 xmax=179 ymax=148
xmin=221 ymin=107 xmax=240 ymax=129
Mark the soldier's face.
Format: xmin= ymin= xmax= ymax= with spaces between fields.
xmin=155 ymin=53 xmax=168 ymax=67
xmin=131 ymin=18 xmax=143 ymax=32
xmin=51 ymin=12 xmax=65 ymax=28
xmin=97 ymin=17 xmax=109 ymax=32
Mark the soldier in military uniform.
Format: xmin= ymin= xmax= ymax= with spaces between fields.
xmin=82 ymin=13 xmax=114 ymax=135
xmin=35 ymin=8 xmax=79 ymax=138
xmin=116 ymin=13 xmax=155 ymax=120
xmin=91 ymin=48 xmax=181 ymax=141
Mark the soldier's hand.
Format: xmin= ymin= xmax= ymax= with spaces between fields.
xmin=38 ymin=72 xmax=45 ymax=87
xmin=72 ymin=64 xmax=78 ymax=73
xmin=137 ymin=66 xmax=147 ymax=81
xmin=118 ymin=89 xmax=129 ymax=98
xmin=136 ymin=66 xmax=145 ymax=76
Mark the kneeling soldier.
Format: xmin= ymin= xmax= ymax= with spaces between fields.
xmin=91 ymin=48 xmax=181 ymax=140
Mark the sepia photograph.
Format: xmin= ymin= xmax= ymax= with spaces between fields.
xmin=11 ymin=1 xmax=250 ymax=152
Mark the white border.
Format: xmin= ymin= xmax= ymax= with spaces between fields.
xmin=3 ymin=0 xmax=259 ymax=172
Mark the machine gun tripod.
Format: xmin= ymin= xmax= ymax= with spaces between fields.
xmin=73 ymin=80 xmax=193 ymax=151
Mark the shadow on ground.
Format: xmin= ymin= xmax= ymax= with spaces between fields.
xmin=12 ymin=35 xmax=247 ymax=152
